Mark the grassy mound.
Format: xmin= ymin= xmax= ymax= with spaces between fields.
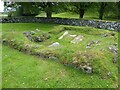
xmin=2 ymin=25 xmax=118 ymax=81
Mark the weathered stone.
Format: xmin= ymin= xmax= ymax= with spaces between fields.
xmin=49 ymin=56 xmax=58 ymax=60
xmin=30 ymin=31 xmax=36 ymax=35
xmin=35 ymin=36 xmax=43 ymax=42
xmin=23 ymin=32 xmax=31 ymax=36
xmin=86 ymin=46 xmax=91 ymax=49
xmin=109 ymin=46 xmax=118 ymax=55
xmin=113 ymin=55 xmax=118 ymax=63
xmin=96 ymin=40 xmax=101 ymax=46
xmin=59 ymin=31 xmax=68 ymax=40
xmin=23 ymin=30 xmax=50 ymax=42
xmin=87 ymin=40 xmax=95 ymax=47
xmin=82 ymin=65 xmax=92 ymax=74
xmin=87 ymin=40 xmax=101 ymax=48
xmin=69 ymin=34 xmax=77 ymax=37
xmin=71 ymin=35 xmax=84 ymax=44
xmin=27 ymin=35 xmax=33 ymax=41
xmin=49 ymin=42 xmax=60 ymax=47
xmin=102 ymin=34 xmax=108 ymax=37
xmin=107 ymin=72 xmax=111 ymax=77
xmin=36 ymin=29 xmax=40 ymax=32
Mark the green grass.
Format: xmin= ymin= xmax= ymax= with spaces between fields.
xmin=0 ymin=14 xmax=8 ymax=18
xmin=1 ymin=23 xmax=59 ymax=33
xmin=36 ymin=12 xmax=120 ymax=22
xmin=2 ymin=23 xmax=118 ymax=88
xmin=2 ymin=45 xmax=117 ymax=88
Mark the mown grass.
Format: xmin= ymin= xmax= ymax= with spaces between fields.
xmin=2 ymin=46 xmax=117 ymax=88
xmin=36 ymin=12 xmax=120 ymax=22
xmin=2 ymin=23 xmax=118 ymax=88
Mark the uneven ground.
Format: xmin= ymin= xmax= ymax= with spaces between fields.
xmin=1 ymin=23 xmax=118 ymax=88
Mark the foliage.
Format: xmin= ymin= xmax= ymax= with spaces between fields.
xmin=4 ymin=2 xmax=119 ymax=20
xmin=66 ymin=2 xmax=93 ymax=19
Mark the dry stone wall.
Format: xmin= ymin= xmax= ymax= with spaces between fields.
xmin=0 ymin=17 xmax=120 ymax=31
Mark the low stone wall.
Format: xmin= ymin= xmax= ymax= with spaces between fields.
xmin=0 ymin=17 xmax=120 ymax=31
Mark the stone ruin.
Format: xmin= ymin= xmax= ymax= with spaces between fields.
xmin=23 ymin=29 xmax=51 ymax=42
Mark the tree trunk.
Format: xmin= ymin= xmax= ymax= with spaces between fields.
xmin=118 ymin=2 xmax=120 ymax=19
xmin=99 ymin=2 xmax=107 ymax=20
xmin=79 ymin=9 xmax=85 ymax=19
xmin=18 ymin=5 xmax=23 ymax=16
xmin=99 ymin=10 xmax=104 ymax=20
xmin=46 ymin=2 xmax=52 ymax=18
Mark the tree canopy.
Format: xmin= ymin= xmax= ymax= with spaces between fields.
xmin=4 ymin=2 xmax=119 ymax=20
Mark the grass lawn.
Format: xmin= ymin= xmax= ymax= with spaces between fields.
xmin=2 ymin=23 xmax=118 ymax=88
xmin=3 ymin=45 xmax=116 ymax=88
xmin=36 ymin=12 xmax=120 ymax=22
xmin=0 ymin=14 xmax=8 ymax=18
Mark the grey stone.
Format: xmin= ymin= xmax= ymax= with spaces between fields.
xmin=27 ymin=35 xmax=33 ymax=41
xmin=23 ymin=32 xmax=31 ymax=36
xmin=71 ymin=35 xmax=84 ymax=44
xmin=69 ymin=34 xmax=77 ymax=38
xmin=82 ymin=65 xmax=92 ymax=74
xmin=102 ymin=34 xmax=108 ymax=37
xmin=49 ymin=42 xmax=60 ymax=47
xmin=59 ymin=31 xmax=68 ymax=40
xmin=109 ymin=46 xmax=118 ymax=55
xmin=49 ymin=56 xmax=58 ymax=60
xmin=87 ymin=40 xmax=95 ymax=47
xmin=86 ymin=46 xmax=91 ymax=49
xmin=35 ymin=36 xmax=43 ymax=42
xmin=36 ymin=28 xmax=40 ymax=32
xmin=113 ymin=55 xmax=118 ymax=63
xmin=107 ymin=72 xmax=111 ymax=77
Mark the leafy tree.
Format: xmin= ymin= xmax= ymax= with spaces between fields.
xmin=37 ymin=2 xmax=53 ymax=18
xmin=4 ymin=2 xmax=40 ymax=17
xmin=98 ymin=2 xmax=119 ymax=20
xmin=68 ymin=2 xmax=93 ymax=19
xmin=98 ymin=2 xmax=108 ymax=20
xmin=118 ymin=2 xmax=120 ymax=19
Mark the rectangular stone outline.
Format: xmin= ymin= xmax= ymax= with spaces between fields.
xmin=1 ymin=0 xmax=119 ymax=89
